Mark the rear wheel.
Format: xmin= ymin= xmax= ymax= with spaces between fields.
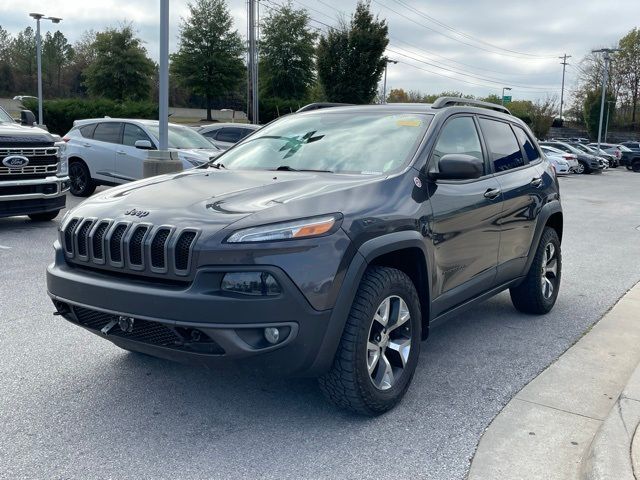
xmin=319 ymin=266 xmax=421 ymax=415
xmin=28 ymin=210 xmax=60 ymax=221
xmin=69 ymin=161 xmax=96 ymax=197
xmin=510 ymin=227 xmax=561 ymax=314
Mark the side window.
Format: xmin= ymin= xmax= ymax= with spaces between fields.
xmin=431 ymin=116 xmax=484 ymax=174
xmin=217 ymin=127 xmax=243 ymax=143
xmin=513 ymin=126 xmax=540 ymax=162
xmin=479 ymin=118 xmax=526 ymax=172
xmin=122 ymin=123 xmax=152 ymax=147
xmin=239 ymin=128 xmax=255 ymax=140
xmin=92 ymin=122 xmax=122 ymax=144
xmin=202 ymin=130 xmax=219 ymax=140
xmin=79 ymin=124 xmax=96 ymax=138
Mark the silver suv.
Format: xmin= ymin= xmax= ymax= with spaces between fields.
xmin=63 ymin=118 xmax=221 ymax=196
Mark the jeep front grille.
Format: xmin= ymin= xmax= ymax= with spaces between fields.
xmin=61 ymin=217 xmax=198 ymax=277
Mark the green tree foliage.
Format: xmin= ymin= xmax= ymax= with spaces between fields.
xmin=260 ymin=2 xmax=317 ymax=100
xmin=316 ymin=1 xmax=388 ymax=104
xmin=10 ymin=27 xmax=37 ymax=95
xmin=0 ymin=26 xmax=14 ymax=96
xmin=617 ymin=28 xmax=640 ymax=126
xmin=42 ymin=31 xmax=74 ymax=97
xmin=83 ymin=25 xmax=154 ymax=101
xmin=67 ymin=31 xmax=97 ymax=96
xmin=386 ymin=88 xmax=409 ymax=102
xmin=171 ymin=0 xmax=245 ymax=120
xmin=583 ymin=90 xmax=615 ymax=138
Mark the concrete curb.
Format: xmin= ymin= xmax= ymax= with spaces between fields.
xmin=580 ymin=361 xmax=640 ymax=480
xmin=468 ymin=283 xmax=640 ymax=480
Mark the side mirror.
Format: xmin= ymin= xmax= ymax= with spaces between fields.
xmin=430 ymin=154 xmax=484 ymax=180
xmin=134 ymin=140 xmax=153 ymax=150
xmin=20 ymin=110 xmax=36 ymax=126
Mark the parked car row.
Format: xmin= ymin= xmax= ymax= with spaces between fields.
xmin=552 ymin=137 xmax=640 ymax=172
xmin=540 ymin=140 xmax=606 ymax=174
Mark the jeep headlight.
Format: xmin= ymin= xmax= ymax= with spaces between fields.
xmin=226 ymin=215 xmax=339 ymax=243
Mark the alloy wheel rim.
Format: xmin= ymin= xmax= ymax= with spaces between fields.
xmin=70 ymin=164 xmax=86 ymax=192
xmin=576 ymin=163 xmax=585 ymax=173
xmin=366 ymin=295 xmax=412 ymax=391
xmin=540 ymin=243 xmax=558 ymax=299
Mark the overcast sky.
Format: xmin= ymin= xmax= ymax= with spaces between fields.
xmin=2 ymin=0 xmax=638 ymax=102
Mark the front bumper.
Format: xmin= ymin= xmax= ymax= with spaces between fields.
xmin=46 ymin=244 xmax=337 ymax=376
xmin=0 ymin=175 xmax=69 ymax=218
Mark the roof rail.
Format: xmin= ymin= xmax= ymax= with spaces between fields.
xmin=296 ymin=102 xmax=353 ymax=113
xmin=431 ymin=96 xmax=511 ymax=115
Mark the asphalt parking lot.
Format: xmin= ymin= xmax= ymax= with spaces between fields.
xmin=1 ymin=169 xmax=640 ymax=480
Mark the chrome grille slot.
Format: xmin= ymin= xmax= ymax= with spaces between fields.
xmin=91 ymin=222 xmax=110 ymax=260
xmin=151 ymin=228 xmax=171 ymax=269
xmin=109 ymin=225 xmax=128 ymax=263
xmin=128 ymin=225 xmax=148 ymax=266
xmin=175 ymin=231 xmax=197 ymax=271
xmin=76 ymin=220 xmax=94 ymax=257
xmin=0 ymin=147 xmax=59 ymax=179
xmin=63 ymin=219 xmax=79 ymax=255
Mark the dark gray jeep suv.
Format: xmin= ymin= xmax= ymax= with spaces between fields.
xmin=47 ymin=98 xmax=563 ymax=415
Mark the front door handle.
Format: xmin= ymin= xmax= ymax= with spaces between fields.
xmin=82 ymin=143 xmax=91 ymax=148
xmin=484 ymin=188 xmax=501 ymax=200
xmin=116 ymin=150 xmax=126 ymax=155
xmin=530 ymin=177 xmax=543 ymax=187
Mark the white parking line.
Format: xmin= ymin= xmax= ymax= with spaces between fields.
xmin=0 ymin=245 xmax=11 ymax=250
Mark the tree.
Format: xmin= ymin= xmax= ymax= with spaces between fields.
xmin=260 ymin=2 xmax=317 ymax=100
xmin=42 ymin=31 xmax=74 ymax=97
xmin=171 ymin=0 xmax=245 ymax=120
xmin=10 ymin=27 xmax=37 ymax=95
xmin=617 ymin=28 xmax=640 ymax=126
xmin=316 ymin=1 xmax=388 ymax=104
xmin=83 ymin=25 xmax=154 ymax=101
xmin=67 ymin=31 xmax=97 ymax=96
xmin=0 ymin=26 xmax=14 ymax=96
xmin=583 ymin=90 xmax=615 ymax=138
xmin=386 ymin=88 xmax=409 ymax=103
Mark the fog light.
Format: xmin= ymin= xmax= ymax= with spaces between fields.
xmin=221 ymin=272 xmax=281 ymax=296
xmin=264 ymin=327 xmax=280 ymax=344
xmin=118 ymin=316 xmax=135 ymax=333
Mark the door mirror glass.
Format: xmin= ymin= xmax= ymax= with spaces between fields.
xmin=134 ymin=140 xmax=153 ymax=149
xmin=432 ymin=154 xmax=484 ymax=180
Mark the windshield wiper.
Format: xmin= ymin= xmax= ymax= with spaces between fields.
xmin=205 ymin=162 xmax=226 ymax=170
xmin=274 ymin=165 xmax=333 ymax=173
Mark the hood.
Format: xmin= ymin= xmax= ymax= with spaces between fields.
xmin=0 ymin=122 xmax=55 ymax=144
xmin=69 ymin=168 xmax=378 ymax=233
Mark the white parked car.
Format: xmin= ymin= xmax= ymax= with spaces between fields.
xmin=195 ymin=123 xmax=261 ymax=150
xmin=62 ymin=118 xmax=221 ymax=196
xmin=540 ymin=145 xmax=579 ymax=173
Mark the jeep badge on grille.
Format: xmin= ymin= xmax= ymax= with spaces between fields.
xmin=2 ymin=155 xmax=30 ymax=167
xmin=125 ymin=208 xmax=149 ymax=218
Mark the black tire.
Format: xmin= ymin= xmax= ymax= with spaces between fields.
xmin=318 ymin=266 xmax=422 ymax=416
xmin=633 ymin=161 xmax=640 ymax=173
xmin=510 ymin=227 xmax=561 ymax=314
xmin=69 ymin=160 xmax=96 ymax=197
xmin=28 ymin=210 xmax=60 ymax=221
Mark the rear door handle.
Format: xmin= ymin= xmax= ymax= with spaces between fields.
xmin=530 ymin=177 xmax=543 ymax=187
xmin=484 ymin=188 xmax=501 ymax=200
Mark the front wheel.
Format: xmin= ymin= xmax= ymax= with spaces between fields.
xmin=510 ymin=227 xmax=561 ymax=314
xmin=69 ymin=161 xmax=96 ymax=197
xmin=28 ymin=210 xmax=60 ymax=221
xmin=574 ymin=162 xmax=587 ymax=174
xmin=319 ymin=266 xmax=422 ymax=415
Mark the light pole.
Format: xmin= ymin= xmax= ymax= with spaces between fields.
xmin=29 ymin=13 xmax=62 ymax=126
xmin=604 ymin=100 xmax=615 ymax=142
xmin=158 ymin=0 xmax=169 ymax=150
xmin=592 ymin=48 xmax=619 ymax=152
xmin=501 ymin=87 xmax=512 ymax=106
xmin=382 ymin=58 xmax=398 ymax=104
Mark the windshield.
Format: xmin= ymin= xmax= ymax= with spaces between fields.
xmin=618 ymin=145 xmax=631 ymax=152
xmin=574 ymin=144 xmax=594 ymax=153
xmin=215 ymin=112 xmax=432 ymax=174
xmin=0 ymin=107 xmax=14 ymax=123
xmin=147 ymin=125 xmax=214 ymax=149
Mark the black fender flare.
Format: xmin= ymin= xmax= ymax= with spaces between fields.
xmin=523 ymin=200 xmax=563 ymax=274
xmin=306 ymin=230 xmax=431 ymax=375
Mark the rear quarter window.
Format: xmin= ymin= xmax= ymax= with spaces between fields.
xmin=78 ymin=124 xmax=96 ymax=138
xmin=513 ymin=126 xmax=540 ymax=162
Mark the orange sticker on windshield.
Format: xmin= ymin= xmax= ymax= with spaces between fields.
xmin=396 ymin=119 xmax=421 ymax=127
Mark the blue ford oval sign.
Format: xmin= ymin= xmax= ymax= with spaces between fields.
xmin=2 ymin=155 xmax=30 ymax=168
